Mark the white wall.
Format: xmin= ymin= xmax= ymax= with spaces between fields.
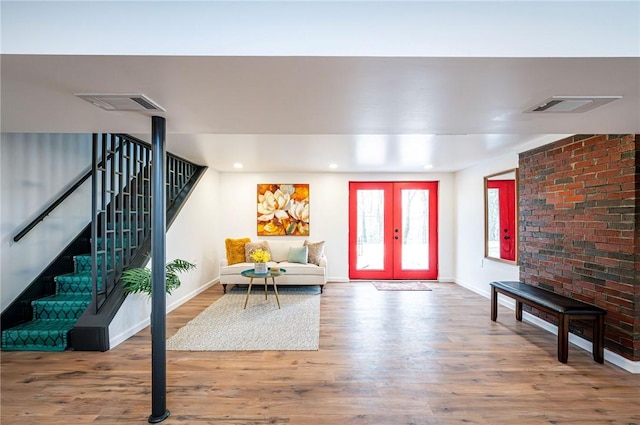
xmin=453 ymin=135 xmax=567 ymax=297
xmin=109 ymin=167 xmax=220 ymax=348
xmin=218 ymin=172 xmax=455 ymax=282
xmin=1 ymin=133 xmax=92 ymax=311
xmin=453 ymin=153 xmax=520 ymax=298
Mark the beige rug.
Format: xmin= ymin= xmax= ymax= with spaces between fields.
xmin=372 ymin=281 xmax=433 ymax=291
xmin=166 ymin=286 xmax=321 ymax=351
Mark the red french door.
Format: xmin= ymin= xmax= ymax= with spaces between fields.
xmin=349 ymin=181 xmax=438 ymax=280
xmin=486 ymin=180 xmax=516 ymax=261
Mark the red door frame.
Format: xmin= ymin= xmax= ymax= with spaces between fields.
xmin=348 ymin=182 xmax=393 ymax=280
xmin=392 ymin=182 xmax=438 ymax=280
xmin=348 ymin=181 xmax=438 ymax=280
xmin=487 ymin=180 xmax=516 ymax=261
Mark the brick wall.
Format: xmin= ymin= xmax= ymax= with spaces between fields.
xmin=519 ymin=134 xmax=639 ymax=361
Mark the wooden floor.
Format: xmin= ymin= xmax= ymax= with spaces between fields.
xmin=2 ymin=281 xmax=639 ymax=425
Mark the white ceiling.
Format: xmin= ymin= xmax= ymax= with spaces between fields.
xmin=1 ymin=2 xmax=639 ymax=173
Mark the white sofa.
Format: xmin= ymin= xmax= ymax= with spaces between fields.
xmin=219 ymin=239 xmax=327 ymax=293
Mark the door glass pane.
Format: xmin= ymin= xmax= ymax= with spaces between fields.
xmin=356 ymin=190 xmax=384 ymax=270
xmin=401 ymin=189 xmax=429 ymax=270
xmin=486 ymin=188 xmax=500 ymax=258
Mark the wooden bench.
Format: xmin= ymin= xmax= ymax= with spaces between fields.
xmin=490 ymin=281 xmax=606 ymax=364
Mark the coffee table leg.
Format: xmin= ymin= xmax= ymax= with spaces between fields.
xmin=264 ymin=278 xmax=268 ymax=299
xmin=272 ymin=276 xmax=281 ymax=309
xmin=243 ymin=277 xmax=254 ymax=309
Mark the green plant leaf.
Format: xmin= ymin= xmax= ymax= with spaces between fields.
xmin=121 ymin=259 xmax=196 ymax=296
xmin=166 ymin=259 xmax=196 ymax=274
xmin=121 ymin=267 xmax=152 ymax=295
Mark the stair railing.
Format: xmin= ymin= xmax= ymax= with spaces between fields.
xmin=91 ymin=133 xmax=200 ymax=313
xmin=12 ymin=171 xmax=91 ymax=243
xmin=12 ymin=143 xmax=124 ymax=243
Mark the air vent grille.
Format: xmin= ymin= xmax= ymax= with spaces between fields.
xmin=531 ymin=99 xmax=565 ymax=112
xmin=525 ymin=96 xmax=621 ymax=113
xmin=130 ymin=97 xmax=158 ymax=110
xmin=75 ymin=93 xmax=165 ymax=112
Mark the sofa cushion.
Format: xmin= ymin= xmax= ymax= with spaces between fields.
xmin=267 ymin=239 xmax=304 ymax=262
xmin=288 ymin=246 xmax=308 ymax=264
xmin=278 ymin=262 xmax=324 ymax=276
xmin=225 ymin=237 xmax=251 ymax=265
xmin=244 ymin=241 xmax=271 ymax=262
xmin=304 ymin=240 xmax=325 ymax=266
xmin=220 ymin=262 xmax=256 ymax=275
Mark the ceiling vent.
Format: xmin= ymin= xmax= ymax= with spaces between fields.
xmin=75 ymin=93 xmax=165 ymax=112
xmin=525 ymin=96 xmax=621 ymax=113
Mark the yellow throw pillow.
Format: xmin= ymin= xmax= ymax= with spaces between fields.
xmin=225 ymin=238 xmax=251 ymax=265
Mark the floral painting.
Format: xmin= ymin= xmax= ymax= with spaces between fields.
xmin=257 ymin=184 xmax=309 ymax=236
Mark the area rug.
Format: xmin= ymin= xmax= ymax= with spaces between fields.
xmin=372 ymin=281 xmax=433 ymax=291
xmin=166 ymin=286 xmax=321 ymax=351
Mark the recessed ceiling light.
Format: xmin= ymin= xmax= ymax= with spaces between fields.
xmin=329 ymin=163 xmax=338 ymax=169
xmin=233 ymin=163 xmax=243 ymax=169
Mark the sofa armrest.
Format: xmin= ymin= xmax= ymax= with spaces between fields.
xmin=318 ymin=255 xmax=327 ymax=268
xmin=220 ymin=258 xmax=229 ymax=267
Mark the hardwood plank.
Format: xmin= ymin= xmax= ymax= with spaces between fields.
xmin=2 ymin=281 xmax=639 ymax=424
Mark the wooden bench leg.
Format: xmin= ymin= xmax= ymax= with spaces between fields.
xmin=593 ymin=315 xmax=605 ymax=364
xmin=491 ymin=286 xmax=498 ymax=321
xmin=515 ymin=300 xmax=523 ymax=321
xmin=557 ymin=314 xmax=569 ymax=363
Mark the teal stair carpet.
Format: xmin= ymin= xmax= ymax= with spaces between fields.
xmin=1 ymin=254 xmax=94 ymax=351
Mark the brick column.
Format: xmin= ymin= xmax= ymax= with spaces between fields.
xmin=519 ymin=134 xmax=639 ymax=361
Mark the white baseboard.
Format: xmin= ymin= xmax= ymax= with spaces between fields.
xmin=329 ymin=277 xmax=455 ymax=283
xmin=109 ymin=316 xmax=150 ymax=350
xmin=328 ymin=277 xmax=350 ymax=283
xmin=522 ymin=312 xmax=640 ymax=373
xmin=166 ymin=278 xmax=218 ymax=313
xmin=455 ymin=279 xmax=640 ymax=374
xmin=108 ymin=279 xmax=218 ymax=349
xmin=456 ymin=278 xmax=492 ymax=298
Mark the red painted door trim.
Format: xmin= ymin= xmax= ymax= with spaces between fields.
xmin=488 ymin=180 xmax=516 ymax=261
xmin=348 ymin=182 xmax=393 ymax=280
xmin=349 ymin=181 xmax=438 ymax=280
xmin=392 ymin=181 xmax=439 ymax=280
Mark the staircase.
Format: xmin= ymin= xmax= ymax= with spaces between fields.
xmin=1 ymin=133 xmax=205 ymax=352
xmin=1 ymin=255 xmax=94 ymax=351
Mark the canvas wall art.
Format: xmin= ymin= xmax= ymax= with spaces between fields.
xmin=257 ymin=184 xmax=309 ymax=236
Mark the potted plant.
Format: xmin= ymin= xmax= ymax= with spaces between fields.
xmin=121 ymin=258 xmax=196 ymax=296
xmin=250 ymin=249 xmax=270 ymax=274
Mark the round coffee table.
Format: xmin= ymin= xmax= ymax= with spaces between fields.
xmin=240 ymin=268 xmax=287 ymax=309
